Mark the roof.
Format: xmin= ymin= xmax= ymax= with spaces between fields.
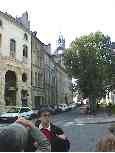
xmin=0 ymin=11 xmax=31 ymax=34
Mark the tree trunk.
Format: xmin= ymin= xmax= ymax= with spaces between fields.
xmin=89 ymin=95 xmax=96 ymax=114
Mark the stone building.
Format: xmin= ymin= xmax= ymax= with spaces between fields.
xmin=44 ymin=49 xmax=57 ymax=105
xmin=52 ymin=33 xmax=73 ymax=104
xmin=55 ymin=63 xmax=72 ymax=104
xmin=31 ymin=33 xmax=57 ymax=107
xmin=0 ymin=11 xmax=31 ymax=111
xmin=0 ymin=10 xmax=72 ymax=110
xmin=31 ymin=33 xmax=45 ymax=108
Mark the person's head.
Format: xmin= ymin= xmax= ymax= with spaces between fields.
xmin=0 ymin=128 xmax=23 ymax=151
xmin=0 ymin=123 xmax=28 ymax=152
xmin=38 ymin=107 xmax=51 ymax=125
xmin=96 ymin=133 xmax=115 ymax=151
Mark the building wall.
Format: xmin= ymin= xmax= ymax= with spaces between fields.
xmin=0 ymin=12 xmax=31 ymax=111
xmin=44 ymin=52 xmax=57 ymax=105
xmin=31 ymin=35 xmax=45 ymax=108
xmin=0 ymin=14 xmax=31 ymax=67
xmin=56 ymin=64 xmax=73 ymax=104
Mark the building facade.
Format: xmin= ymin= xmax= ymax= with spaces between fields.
xmin=32 ymin=32 xmax=73 ymax=107
xmin=44 ymin=51 xmax=57 ymax=105
xmin=31 ymin=34 xmax=57 ymax=107
xmin=0 ymin=11 xmax=72 ymax=111
xmin=0 ymin=11 xmax=31 ymax=111
xmin=56 ymin=63 xmax=72 ymax=104
xmin=31 ymin=33 xmax=45 ymax=108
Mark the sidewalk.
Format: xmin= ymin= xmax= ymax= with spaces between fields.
xmin=74 ymin=113 xmax=115 ymax=124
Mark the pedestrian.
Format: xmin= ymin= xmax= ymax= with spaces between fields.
xmin=96 ymin=124 xmax=115 ymax=152
xmin=0 ymin=117 xmax=50 ymax=152
xmin=35 ymin=107 xmax=70 ymax=152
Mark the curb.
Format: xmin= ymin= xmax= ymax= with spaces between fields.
xmin=74 ymin=116 xmax=115 ymax=125
xmin=78 ymin=120 xmax=115 ymax=125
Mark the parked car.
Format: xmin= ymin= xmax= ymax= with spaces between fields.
xmin=77 ymin=101 xmax=82 ymax=106
xmin=58 ymin=104 xmax=69 ymax=112
xmin=48 ymin=105 xmax=57 ymax=114
xmin=0 ymin=107 xmax=34 ymax=123
xmin=37 ymin=104 xmax=56 ymax=115
xmin=32 ymin=107 xmax=40 ymax=118
xmin=68 ymin=102 xmax=76 ymax=110
xmin=54 ymin=105 xmax=62 ymax=113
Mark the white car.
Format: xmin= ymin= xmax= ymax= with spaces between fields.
xmin=0 ymin=107 xmax=34 ymax=123
xmin=58 ymin=104 xmax=69 ymax=112
xmin=69 ymin=103 xmax=76 ymax=109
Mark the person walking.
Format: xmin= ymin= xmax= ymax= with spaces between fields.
xmin=35 ymin=107 xmax=70 ymax=152
xmin=0 ymin=117 xmax=50 ymax=152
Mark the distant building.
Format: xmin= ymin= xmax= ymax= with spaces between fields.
xmin=53 ymin=33 xmax=65 ymax=67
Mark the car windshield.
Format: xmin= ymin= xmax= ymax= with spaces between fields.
xmin=7 ymin=107 xmax=21 ymax=113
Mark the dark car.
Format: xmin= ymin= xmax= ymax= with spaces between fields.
xmin=53 ymin=105 xmax=62 ymax=113
xmin=32 ymin=107 xmax=40 ymax=118
xmin=0 ymin=107 xmax=34 ymax=123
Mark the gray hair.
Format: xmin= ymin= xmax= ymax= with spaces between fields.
xmin=0 ymin=123 xmax=28 ymax=152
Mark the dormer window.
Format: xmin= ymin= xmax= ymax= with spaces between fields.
xmin=24 ymin=33 xmax=28 ymax=40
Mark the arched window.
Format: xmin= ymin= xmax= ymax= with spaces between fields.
xmin=24 ymin=33 xmax=28 ymax=40
xmin=23 ymin=45 xmax=28 ymax=58
xmin=10 ymin=39 xmax=16 ymax=57
xmin=22 ymin=73 xmax=27 ymax=82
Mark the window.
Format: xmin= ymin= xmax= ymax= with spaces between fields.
xmin=0 ymin=34 xmax=2 ymax=48
xmin=38 ymin=73 xmax=40 ymax=81
xmin=0 ymin=20 xmax=2 ymax=26
xmin=35 ymin=72 xmax=37 ymax=85
xmin=10 ymin=39 xmax=16 ymax=57
xmin=40 ymin=56 xmax=43 ymax=67
xmin=22 ymin=73 xmax=27 ymax=82
xmin=23 ymin=45 xmax=28 ymax=58
xmin=24 ymin=33 xmax=28 ymax=40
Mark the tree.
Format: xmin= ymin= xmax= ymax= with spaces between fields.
xmin=64 ymin=32 xmax=113 ymax=113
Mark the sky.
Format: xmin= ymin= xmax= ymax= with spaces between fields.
xmin=1 ymin=0 xmax=115 ymax=52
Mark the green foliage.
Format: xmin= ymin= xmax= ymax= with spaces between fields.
xmin=111 ymin=105 xmax=115 ymax=114
xmin=64 ymin=32 xmax=114 ymax=112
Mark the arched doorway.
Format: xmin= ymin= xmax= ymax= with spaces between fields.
xmin=5 ymin=70 xmax=17 ymax=106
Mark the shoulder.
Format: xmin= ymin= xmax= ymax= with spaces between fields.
xmin=35 ymin=120 xmax=41 ymax=128
xmin=51 ymin=123 xmax=64 ymax=135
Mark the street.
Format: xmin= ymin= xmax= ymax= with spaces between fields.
xmin=0 ymin=108 xmax=112 ymax=152
xmin=52 ymin=108 xmax=111 ymax=152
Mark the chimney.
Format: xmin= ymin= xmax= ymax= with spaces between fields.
xmin=32 ymin=31 xmax=37 ymax=36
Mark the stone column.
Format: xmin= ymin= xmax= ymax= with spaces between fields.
xmin=16 ymin=74 xmax=22 ymax=106
xmin=0 ymin=71 xmax=6 ymax=110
